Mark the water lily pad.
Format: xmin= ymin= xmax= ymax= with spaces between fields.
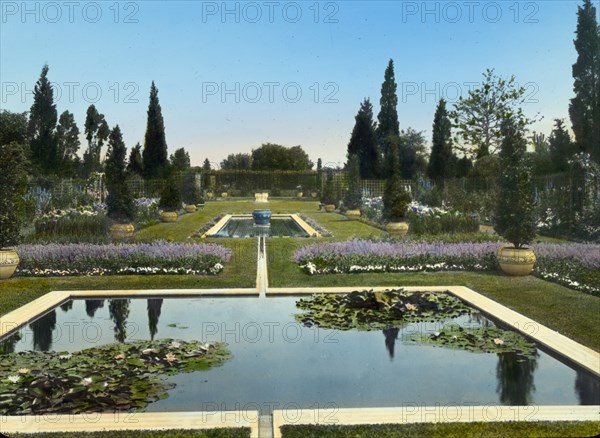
xmin=295 ymin=289 xmax=475 ymax=331
xmin=0 ymin=339 xmax=230 ymax=415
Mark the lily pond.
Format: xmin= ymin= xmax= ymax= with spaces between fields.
xmin=209 ymin=217 xmax=310 ymax=238
xmin=1 ymin=291 xmax=598 ymax=415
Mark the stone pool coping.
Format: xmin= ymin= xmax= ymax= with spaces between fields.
xmin=0 ymin=411 xmax=260 ymax=436
xmin=200 ymin=214 xmax=320 ymax=238
xmin=0 ymin=286 xmax=598 ymax=436
xmin=271 ymin=406 xmax=600 ymax=438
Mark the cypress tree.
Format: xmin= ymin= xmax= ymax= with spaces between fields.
xmin=427 ymin=99 xmax=454 ymax=183
xmin=83 ymin=105 xmax=109 ymax=177
xmin=376 ymin=59 xmax=400 ymax=175
xmin=127 ymin=143 xmax=144 ymax=176
xmin=28 ymin=64 xmax=57 ymax=174
xmin=569 ymin=0 xmax=600 ymax=163
xmin=344 ymin=153 xmax=363 ymax=210
xmin=105 ymin=126 xmax=134 ymax=222
xmin=347 ymin=98 xmax=379 ymax=179
xmin=548 ymin=119 xmax=577 ymax=173
xmin=493 ymin=116 xmax=537 ymax=248
xmin=142 ymin=81 xmax=169 ymax=179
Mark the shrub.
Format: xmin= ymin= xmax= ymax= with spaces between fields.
xmin=32 ymin=207 xmax=109 ymax=243
xmin=344 ymin=154 xmax=362 ymax=210
xmin=407 ymin=209 xmax=480 ymax=236
xmin=181 ymin=172 xmax=202 ymax=205
xmin=321 ymin=170 xmax=336 ymax=206
xmin=158 ymin=181 xmax=182 ymax=212
xmin=0 ymin=142 xmax=29 ymax=248
xmin=383 ymin=147 xmax=411 ymax=221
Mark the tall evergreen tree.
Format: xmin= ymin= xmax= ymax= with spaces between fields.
xmin=105 ymin=125 xmax=134 ymax=222
xmin=344 ymin=153 xmax=363 ymax=210
xmin=427 ymin=99 xmax=454 ymax=182
xmin=127 ymin=143 xmax=144 ymax=176
xmin=493 ymin=115 xmax=537 ymax=248
xmin=398 ymin=128 xmax=426 ymax=180
xmin=548 ymin=119 xmax=577 ymax=173
xmin=56 ymin=110 xmax=80 ymax=175
xmin=569 ymin=0 xmax=600 ymax=163
xmin=347 ymin=98 xmax=379 ymax=179
xmin=83 ymin=105 xmax=109 ymax=177
xmin=170 ymin=147 xmax=191 ymax=171
xmin=376 ymin=59 xmax=400 ymax=174
xmin=142 ymin=81 xmax=169 ymax=179
xmin=202 ymin=158 xmax=212 ymax=189
xmin=28 ymin=64 xmax=58 ymax=174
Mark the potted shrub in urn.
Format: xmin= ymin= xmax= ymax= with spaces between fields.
xmin=0 ymin=141 xmax=28 ymax=280
xmin=383 ymin=145 xmax=411 ymax=237
xmin=158 ymin=179 xmax=182 ymax=223
xmin=494 ymin=116 xmax=537 ymax=276
xmin=105 ymin=126 xmax=136 ymax=240
xmin=296 ymin=185 xmax=303 ymax=198
xmin=181 ymin=171 xmax=201 ymax=213
xmin=344 ymin=154 xmax=362 ymax=220
xmin=321 ymin=170 xmax=336 ymax=212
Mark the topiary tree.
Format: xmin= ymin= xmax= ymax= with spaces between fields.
xmin=344 ymin=153 xmax=363 ymax=210
xmin=383 ymin=145 xmax=411 ymax=222
xmin=321 ymin=169 xmax=336 ymax=206
xmin=493 ymin=116 xmax=537 ymax=248
xmin=158 ymin=180 xmax=182 ymax=212
xmin=0 ymin=142 xmax=29 ymax=249
xmin=181 ymin=171 xmax=202 ymax=205
xmin=105 ymin=126 xmax=135 ymax=223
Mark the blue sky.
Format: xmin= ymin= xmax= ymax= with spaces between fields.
xmin=0 ymin=0 xmax=590 ymax=167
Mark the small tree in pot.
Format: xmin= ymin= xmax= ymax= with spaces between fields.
xmin=105 ymin=126 xmax=135 ymax=239
xmin=321 ymin=169 xmax=336 ymax=212
xmin=344 ymin=153 xmax=362 ymax=219
xmin=494 ymin=115 xmax=537 ymax=275
xmin=0 ymin=141 xmax=28 ymax=279
xmin=159 ymin=178 xmax=182 ymax=222
xmin=181 ymin=171 xmax=201 ymax=212
xmin=383 ymin=144 xmax=411 ymax=237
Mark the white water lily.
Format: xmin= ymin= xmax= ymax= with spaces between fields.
xmin=170 ymin=341 xmax=181 ymax=349
xmin=81 ymin=377 xmax=93 ymax=386
xmin=18 ymin=368 xmax=31 ymax=374
xmin=59 ymin=353 xmax=72 ymax=360
xmin=494 ymin=338 xmax=505 ymax=346
xmin=7 ymin=375 xmax=20 ymax=383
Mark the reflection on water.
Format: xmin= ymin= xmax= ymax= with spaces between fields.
xmin=147 ymin=299 xmax=163 ymax=340
xmin=576 ymin=370 xmax=600 ymax=404
xmin=1 ymin=297 xmax=598 ymax=410
xmin=109 ymin=299 xmax=130 ymax=343
xmin=496 ymin=352 xmax=539 ymax=405
xmin=29 ymin=310 xmax=56 ymax=351
xmin=383 ymin=328 xmax=399 ymax=360
xmin=85 ymin=299 xmax=104 ymax=318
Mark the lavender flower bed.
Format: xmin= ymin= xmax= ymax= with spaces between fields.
xmin=294 ymin=240 xmax=600 ymax=296
xmin=16 ymin=241 xmax=232 ymax=277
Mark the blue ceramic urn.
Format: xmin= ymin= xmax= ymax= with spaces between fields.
xmin=252 ymin=209 xmax=272 ymax=226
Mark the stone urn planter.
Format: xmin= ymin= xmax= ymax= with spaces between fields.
xmin=0 ymin=248 xmax=19 ymax=280
xmin=184 ymin=204 xmax=197 ymax=213
xmin=206 ymin=191 xmax=214 ymax=199
xmin=386 ymin=221 xmax=409 ymax=237
xmin=109 ymin=223 xmax=135 ymax=240
xmin=324 ymin=204 xmax=336 ymax=213
xmin=311 ymin=192 xmax=318 ymax=198
xmin=160 ymin=211 xmax=178 ymax=223
xmin=252 ymin=209 xmax=272 ymax=226
xmin=221 ymin=192 xmax=228 ymax=198
xmin=296 ymin=192 xmax=303 ymax=198
xmin=498 ymin=246 xmax=536 ymax=276
xmin=346 ymin=209 xmax=361 ymax=220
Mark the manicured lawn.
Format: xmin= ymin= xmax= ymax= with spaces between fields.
xmin=280 ymin=422 xmax=600 ymax=438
